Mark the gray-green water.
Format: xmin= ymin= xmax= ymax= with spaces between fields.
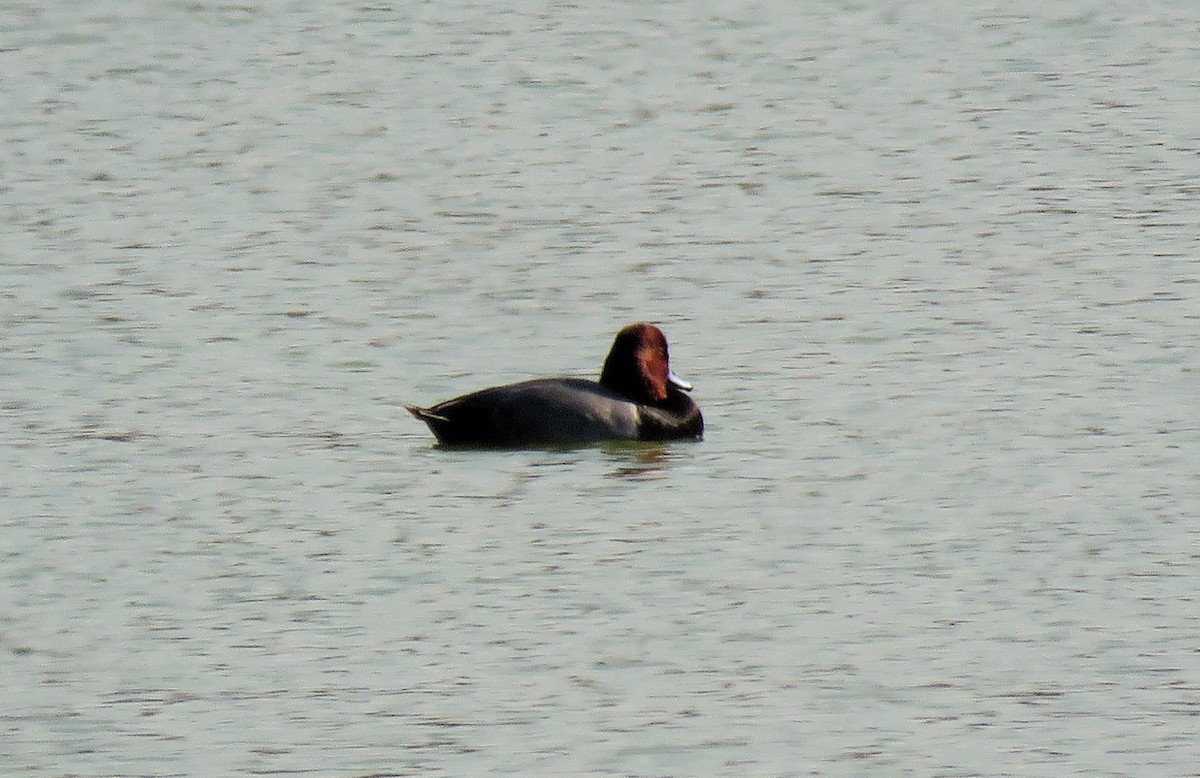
xmin=3 ymin=2 xmax=1198 ymax=775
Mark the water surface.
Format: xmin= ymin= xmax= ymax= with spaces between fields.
xmin=2 ymin=1 xmax=1198 ymax=775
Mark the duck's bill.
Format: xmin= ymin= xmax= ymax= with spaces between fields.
xmin=668 ymin=369 xmax=693 ymax=391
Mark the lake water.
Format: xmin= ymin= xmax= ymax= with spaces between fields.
xmin=3 ymin=1 xmax=1198 ymax=775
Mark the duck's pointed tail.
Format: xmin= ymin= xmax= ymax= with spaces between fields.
xmin=405 ymin=405 xmax=449 ymax=424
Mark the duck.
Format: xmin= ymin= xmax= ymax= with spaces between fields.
xmin=406 ymin=322 xmax=704 ymax=446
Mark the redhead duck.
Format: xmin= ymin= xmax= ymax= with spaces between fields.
xmin=406 ymin=323 xmax=704 ymax=446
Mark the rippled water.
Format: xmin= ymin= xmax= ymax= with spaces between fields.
xmin=3 ymin=1 xmax=1198 ymax=775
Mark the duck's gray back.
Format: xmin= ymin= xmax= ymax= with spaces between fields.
xmin=430 ymin=377 xmax=640 ymax=445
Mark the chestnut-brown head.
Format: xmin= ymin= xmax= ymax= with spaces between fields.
xmin=599 ymin=323 xmax=691 ymax=404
